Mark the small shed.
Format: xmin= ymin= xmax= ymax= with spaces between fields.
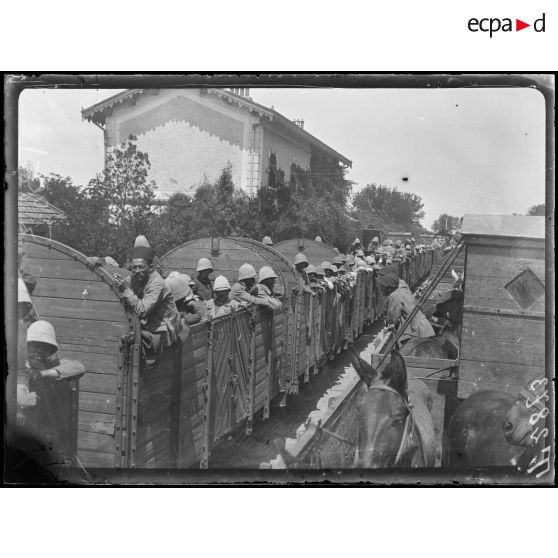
xmin=18 ymin=193 xmax=66 ymax=237
xmin=273 ymin=238 xmax=338 ymax=266
xmin=458 ymin=215 xmax=546 ymax=398
xmin=160 ymin=237 xmax=303 ymax=296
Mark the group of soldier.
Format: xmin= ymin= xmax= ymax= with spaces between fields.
xmin=14 ymin=231 xmax=450 ymax=420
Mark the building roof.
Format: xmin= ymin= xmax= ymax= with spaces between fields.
xmin=18 ymin=193 xmax=66 ymax=225
xmin=461 ymin=214 xmax=545 ymax=240
xmin=81 ymin=88 xmax=352 ymax=167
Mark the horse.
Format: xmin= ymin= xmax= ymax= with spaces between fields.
xmin=347 ymin=346 xmax=436 ymax=468
xmin=447 ymin=372 xmax=547 ymax=468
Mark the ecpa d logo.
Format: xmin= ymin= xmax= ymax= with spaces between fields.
xmin=468 ymin=13 xmax=546 ymax=37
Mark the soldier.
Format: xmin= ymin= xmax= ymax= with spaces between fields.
xmin=165 ymin=274 xmax=208 ymax=326
xmin=230 ymin=263 xmax=278 ymax=310
xmin=350 ymin=238 xmax=361 ymax=256
xmin=331 ymin=255 xmax=343 ymax=272
xmin=114 ymin=245 xmax=179 ymax=362
xmin=367 ymin=236 xmax=380 ymax=253
xmin=294 ymin=252 xmax=310 ymax=284
xmin=377 ymin=272 xmax=435 ymax=343
xmin=206 ymin=276 xmax=241 ymax=318
xmin=306 ymin=264 xmax=327 ymax=295
xmin=192 ymin=258 xmax=214 ymax=301
xmin=18 ymin=320 xmax=85 ymax=425
xmin=257 ymin=267 xmax=283 ymax=311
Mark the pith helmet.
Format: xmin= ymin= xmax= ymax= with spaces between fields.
xmin=315 ymin=236 xmax=322 ymax=242
xmin=134 ymin=235 xmax=150 ymax=247
xmin=315 ymin=266 xmax=325 ymax=277
xmin=262 ymin=236 xmax=273 ymax=246
xmin=321 ymin=261 xmax=334 ymax=272
xmin=258 ymin=266 xmax=278 ymax=283
xmin=372 ymin=236 xmax=379 ymax=243
xmin=353 ymin=238 xmax=361 ymax=245
xmin=346 ymin=255 xmax=355 ymax=265
xmin=166 ymin=275 xmax=192 ymax=301
xmin=238 ymin=263 xmax=257 ymax=281
xmin=356 ymin=249 xmax=365 ymax=257
xmin=294 ymin=252 xmax=309 ymax=266
xmin=332 ymin=255 xmax=343 ymax=266
xmin=18 ymin=277 xmax=31 ymax=304
xmin=196 ymin=258 xmax=213 ymax=272
xmin=213 ymin=275 xmax=231 ymax=291
xmin=27 ymin=320 xmax=58 ymax=348
xmin=306 ymin=264 xmax=318 ymax=275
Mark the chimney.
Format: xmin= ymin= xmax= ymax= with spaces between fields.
xmin=293 ymin=119 xmax=305 ymax=129
xmin=230 ymin=87 xmax=251 ymax=98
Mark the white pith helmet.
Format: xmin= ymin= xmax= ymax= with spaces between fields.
xmin=213 ymin=275 xmax=231 ymax=291
xmin=27 ymin=320 xmax=58 ymax=348
xmin=315 ymin=236 xmax=322 ymax=242
xmin=258 ymin=266 xmax=278 ymax=283
xmin=294 ymin=252 xmax=309 ymax=266
xmin=262 ymin=236 xmax=273 ymax=246
xmin=306 ymin=264 xmax=318 ymax=275
xmin=18 ymin=277 xmax=32 ymax=304
xmin=238 ymin=263 xmax=257 ymax=281
xmin=321 ymin=261 xmax=334 ymax=272
xmin=134 ymin=235 xmax=150 ymax=247
xmin=166 ymin=274 xmax=192 ymax=301
xmin=196 ymin=258 xmax=213 ymax=272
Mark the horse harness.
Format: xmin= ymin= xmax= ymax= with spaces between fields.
xmin=365 ymin=383 xmax=419 ymax=465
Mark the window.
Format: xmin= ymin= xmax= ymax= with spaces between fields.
xmin=505 ymin=268 xmax=545 ymax=309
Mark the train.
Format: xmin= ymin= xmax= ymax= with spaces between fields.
xmin=12 ymin=233 xmax=445 ymax=473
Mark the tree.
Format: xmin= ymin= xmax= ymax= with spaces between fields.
xmin=527 ymin=203 xmax=545 ymax=216
xmin=432 ymin=213 xmax=461 ymax=234
xmin=18 ymin=163 xmax=41 ymax=193
xmin=85 ymin=135 xmax=157 ymax=260
xmin=32 ymin=137 xmax=157 ymax=262
xmin=352 ymin=184 xmax=426 ymax=233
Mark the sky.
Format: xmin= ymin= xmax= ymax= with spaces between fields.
xmin=18 ymin=85 xmax=546 ymax=229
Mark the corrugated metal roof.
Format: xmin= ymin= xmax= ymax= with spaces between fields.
xmin=461 ymin=214 xmax=545 ymax=239
xmin=18 ymin=193 xmax=66 ymax=225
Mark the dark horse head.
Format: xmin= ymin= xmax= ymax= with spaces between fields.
xmin=348 ymin=346 xmax=417 ymax=468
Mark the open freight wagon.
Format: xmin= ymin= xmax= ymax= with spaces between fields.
xmin=17 ymin=234 xmax=444 ymax=471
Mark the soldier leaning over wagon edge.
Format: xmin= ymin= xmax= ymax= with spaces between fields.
xmin=256 ymin=266 xmax=283 ymax=311
xmin=17 ymin=320 xmax=85 ymax=427
xmin=166 ymin=273 xmax=208 ymax=331
xmin=114 ymin=245 xmax=180 ymax=364
xmin=230 ymin=263 xmax=280 ymax=310
xmin=206 ymin=275 xmax=241 ymax=318
xmin=192 ymin=258 xmax=214 ymax=301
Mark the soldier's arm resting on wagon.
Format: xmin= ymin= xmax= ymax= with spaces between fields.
xmin=183 ymin=297 xmax=209 ymax=325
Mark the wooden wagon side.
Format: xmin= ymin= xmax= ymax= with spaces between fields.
xmin=458 ymin=215 xmax=545 ymax=398
xmin=20 ymin=235 xmax=137 ymax=468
